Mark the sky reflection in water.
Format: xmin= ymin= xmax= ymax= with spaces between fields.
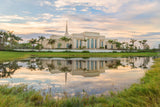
xmin=0 ymin=57 xmax=155 ymax=97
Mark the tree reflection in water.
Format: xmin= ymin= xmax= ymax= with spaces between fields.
xmin=0 ymin=61 xmax=21 ymax=78
xmin=60 ymin=67 xmax=71 ymax=84
xmin=27 ymin=58 xmax=37 ymax=71
xmin=106 ymin=60 xmax=121 ymax=68
xmin=0 ymin=57 xmax=154 ymax=79
xmin=0 ymin=57 xmax=155 ymax=97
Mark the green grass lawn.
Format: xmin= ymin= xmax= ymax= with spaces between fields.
xmin=0 ymin=51 xmax=160 ymax=107
xmin=0 ymin=51 xmax=159 ymax=62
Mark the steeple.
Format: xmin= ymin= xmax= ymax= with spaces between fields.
xmin=64 ymin=21 xmax=69 ymax=36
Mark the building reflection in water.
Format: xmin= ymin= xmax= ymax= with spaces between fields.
xmin=0 ymin=57 xmax=154 ymax=79
xmin=39 ymin=58 xmax=121 ymax=79
xmin=0 ymin=57 xmax=155 ymax=97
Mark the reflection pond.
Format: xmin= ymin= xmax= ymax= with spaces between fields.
xmin=0 ymin=57 xmax=155 ymax=97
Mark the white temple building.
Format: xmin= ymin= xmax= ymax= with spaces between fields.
xmin=42 ymin=22 xmax=117 ymax=49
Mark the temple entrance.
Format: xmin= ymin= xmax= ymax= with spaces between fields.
xmin=105 ymin=45 xmax=107 ymax=49
xmin=69 ymin=44 xmax=72 ymax=49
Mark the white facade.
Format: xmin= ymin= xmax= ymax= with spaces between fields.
xmin=42 ymin=22 xmax=117 ymax=49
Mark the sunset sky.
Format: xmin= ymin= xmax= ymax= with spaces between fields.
xmin=0 ymin=0 xmax=160 ymax=48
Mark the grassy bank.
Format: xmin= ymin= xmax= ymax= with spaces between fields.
xmin=0 ymin=51 xmax=159 ymax=62
xmin=0 ymin=51 xmax=160 ymax=106
xmin=0 ymin=58 xmax=160 ymax=106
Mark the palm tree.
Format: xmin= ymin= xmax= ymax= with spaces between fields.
xmin=2 ymin=31 xmax=9 ymax=46
xmin=38 ymin=36 xmax=45 ymax=46
xmin=0 ymin=31 xmax=3 ymax=35
xmin=114 ymin=41 xmax=122 ymax=49
xmin=139 ymin=41 xmax=142 ymax=49
xmin=38 ymin=36 xmax=45 ymax=49
xmin=125 ymin=42 xmax=129 ymax=50
xmin=48 ymin=39 xmax=56 ymax=49
xmin=130 ymin=39 xmax=137 ymax=49
xmin=7 ymin=31 xmax=14 ymax=45
xmin=108 ymin=40 xmax=117 ymax=49
xmin=121 ymin=42 xmax=126 ymax=49
xmin=29 ymin=38 xmax=37 ymax=49
xmin=0 ymin=31 xmax=3 ymax=49
xmin=0 ymin=31 xmax=23 ymax=49
xmin=142 ymin=40 xmax=147 ymax=49
xmin=2 ymin=31 xmax=22 ymax=49
xmin=14 ymin=36 xmax=23 ymax=41
xmin=60 ymin=36 xmax=72 ymax=48
xmin=129 ymin=44 xmax=134 ymax=50
xmin=108 ymin=40 xmax=114 ymax=44
xmin=9 ymin=37 xmax=16 ymax=48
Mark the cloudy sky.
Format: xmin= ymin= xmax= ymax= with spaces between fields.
xmin=0 ymin=0 xmax=160 ymax=48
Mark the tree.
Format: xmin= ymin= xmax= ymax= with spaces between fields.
xmin=14 ymin=36 xmax=23 ymax=42
xmin=139 ymin=41 xmax=142 ymax=49
xmin=108 ymin=40 xmax=114 ymax=44
xmin=8 ymin=37 xmax=17 ymax=48
xmin=142 ymin=40 xmax=148 ymax=49
xmin=108 ymin=40 xmax=121 ymax=49
xmin=38 ymin=36 xmax=45 ymax=49
xmin=0 ymin=31 xmax=3 ymax=49
xmin=130 ymin=39 xmax=137 ymax=49
xmin=0 ymin=31 xmax=22 ymax=49
xmin=7 ymin=31 xmax=14 ymax=47
xmin=29 ymin=38 xmax=37 ymax=49
xmin=125 ymin=42 xmax=129 ymax=50
xmin=115 ymin=42 xmax=122 ymax=49
xmin=48 ymin=39 xmax=56 ymax=49
xmin=60 ymin=36 xmax=71 ymax=42
xmin=60 ymin=36 xmax=72 ymax=48
xmin=35 ymin=43 xmax=43 ymax=51
xmin=60 ymin=67 xmax=71 ymax=84
xmin=121 ymin=42 xmax=126 ymax=49
xmin=20 ymin=43 xmax=32 ymax=49
xmin=1 ymin=31 xmax=9 ymax=46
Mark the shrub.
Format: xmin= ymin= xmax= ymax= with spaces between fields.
xmin=82 ymin=51 xmax=90 ymax=53
xmin=112 ymin=51 xmax=117 ymax=53
xmin=100 ymin=47 xmax=104 ymax=49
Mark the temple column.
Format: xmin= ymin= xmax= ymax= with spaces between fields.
xmin=93 ymin=61 xmax=95 ymax=70
xmin=76 ymin=39 xmax=79 ymax=49
xmin=93 ymin=39 xmax=95 ymax=49
xmin=80 ymin=40 xmax=82 ymax=48
xmin=85 ymin=41 xmax=87 ymax=49
xmin=89 ymin=61 xmax=91 ymax=70
xmin=73 ymin=39 xmax=76 ymax=49
xmin=101 ymin=40 xmax=104 ymax=48
xmin=97 ymin=39 xmax=100 ymax=49
xmin=78 ymin=40 xmax=80 ymax=48
xmin=95 ymin=39 xmax=97 ymax=49
xmin=94 ymin=39 xmax=96 ymax=49
xmin=97 ymin=61 xmax=100 ymax=70
xmin=90 ymin=39 xmax=91 ymax=49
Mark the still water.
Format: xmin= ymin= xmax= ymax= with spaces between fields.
xmin=0 ymin=57 xmax=155 ymax=97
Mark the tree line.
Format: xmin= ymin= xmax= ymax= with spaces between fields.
xmin=108 ymin=39 xmax=149 ymax=50
xmin=0 ymin=31 xmax=150 ymax=50
xmin=0 ymin=31 xmax=22 ymax=50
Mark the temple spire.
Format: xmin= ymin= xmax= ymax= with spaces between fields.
xmin=65 ymin=21 xmax=69 ymax=36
